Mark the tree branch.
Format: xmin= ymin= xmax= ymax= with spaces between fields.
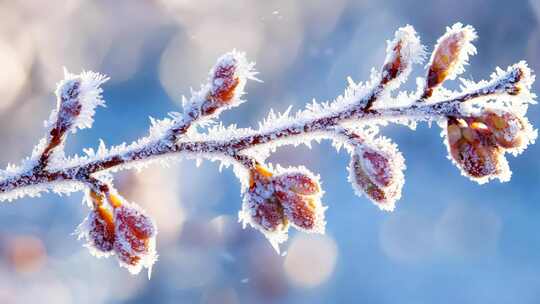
xmin=0 ymin=23 xmax=535 ymax=276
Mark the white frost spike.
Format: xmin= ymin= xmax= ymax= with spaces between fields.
xmin=381 ymin=25 xmax=426 ymax=87
xmin=50 ymin=68 xmax=109 ymax=132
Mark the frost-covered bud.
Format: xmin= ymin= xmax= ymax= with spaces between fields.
xmin=210 ymin=58 xmax=239 ymax=104
xmin=249 ymin=194 xmax=288 ymax=233
xmin=381 ymin=25 xmax=425 ymax=86
xmin=244 ymin=165 xmax=288 ymax=233
xmin=273 ymin=172 xmax=320 ymax=196
xmin=274 ymin=170 xmax=325 ymax=232
xmin=240 ymin=165 xmax=289 ymax=252
xmin=51 ymin=69 xmax=108 ymax=132
xmin=239 ymin=165 xmax=326 ymax=252
xmin=87 ymin=206 xmax=116 ymax=253
xmin=110 ymin=194 xmax=157 ymax=275
xmin=76 ymin=191 xmax=115 ymax=256
xmin=275 ymin=191 xmax=321 ymax=231
xmin=446 ymin=119 xmax=503 ymax=181
xmin=201 ymin=51 xmax=255 ymax=115
xmin=423 ymin=23 xmax=477 ymax=98
xmin=480 ymin=110 xmax=526 ymax=149
xmin=348 ymin=140 xmax=405 ymax=211
xmin=449 ymin=138 xmax=501 ymax=179
xmin=54 ymin=79 xmax=82 ymax=133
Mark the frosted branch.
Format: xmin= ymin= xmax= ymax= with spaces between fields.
xmin=0 ymin=24 xmax=535 ymax=276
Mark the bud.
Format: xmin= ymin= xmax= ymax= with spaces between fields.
xmin=348 ymin=140 xmax=405 ymax=211
xmin=275 ymin=191 xmax=322 ymax=231
xmin=243 ymin=165 xmax=288 ymax=233
xmin=247 ymin=193 xmax=288 ymax=233
xmin=480 ymin=110 xmax=525 ymax=149
xmin=110 ymin=194 xmax=157 ymax=275
xmin=273 ymin=172 xmax=320 ymax=196
xmin=76 ymin=191 xmax=115 ymax=256
xmin=274 ymin=170 xmax=325 ymax=232
xmin=350 ymin=156 xmax=386 ymax=202
xmin=87 ymin=206 xmax=116 ymax=252
xmin=201 ymin=51 xmax=255 ymax=115
xmin=381 ymin=25 xmax=425 ymax=86
xmin=55 ymin=79 xmax=82 ymax=132
xmin=210 ymin=58 xmax=239 ymax=104
xmin=52 ymin=69 xmax=108 ymax=132
xmin=446 ymin=119 xmax=503 ymax=180
xmin=239 ymin=165 xmax=326 ymax=252
xmin=423 ymin=23 xmax=477 ymax=98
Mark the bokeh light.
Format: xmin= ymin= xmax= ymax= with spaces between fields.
xmin=284 ymin=234 xmax=338 ymax=288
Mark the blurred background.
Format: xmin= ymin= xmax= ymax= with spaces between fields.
xmin=0 ymin=0 xmax=539 ymax=303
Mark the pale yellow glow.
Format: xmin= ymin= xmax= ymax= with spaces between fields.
xmin=0 ymin=40 xmax=28 ymax=111
xmin=284 ymin=234 xmax=338 ymax=288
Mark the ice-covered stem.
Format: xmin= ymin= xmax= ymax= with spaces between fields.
xmin=221 ymin=63 xmax=527 ymax=151
xmin=0 ymin=29 xmax=531 ymax=200
xmin=0 ymin=50 xmax=527 ymax=199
